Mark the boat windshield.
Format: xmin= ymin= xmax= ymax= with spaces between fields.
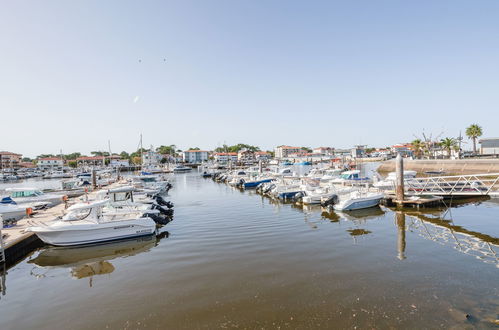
xmin=10 ymin=190 xmax=42 ymax=198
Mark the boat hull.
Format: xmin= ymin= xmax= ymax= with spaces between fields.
xmin=334 ymin=195 xmax=384 ymax=211
xmin=31 ymin=219 xmax=156 ymax=246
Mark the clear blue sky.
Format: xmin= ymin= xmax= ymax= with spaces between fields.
xmin=1 ymin=0 xmax=498 ymax=157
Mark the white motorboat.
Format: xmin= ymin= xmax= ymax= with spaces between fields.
xmin=0 ymin=201 xmax=27 ymax=220
xmin=4 ymin=188 xmax=64 ymax=209
xmin=331 ymin=170 xmax=370 ymax=185
xmin=373 ymin=170 xmax=418 ymax=189
xmin=333 ymin=191 xmax=384 ymax=211
xmin=26 ymin=199 xmax=157 ymax=246
xmin=173 ymin=165 xmax=192 ymax=173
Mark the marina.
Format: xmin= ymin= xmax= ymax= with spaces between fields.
xmin=0 ymin=169 xmax=498 ymax=329
xmin=2 ymin=1 xmax=499 ymax=328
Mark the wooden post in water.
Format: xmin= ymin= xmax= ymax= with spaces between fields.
xmin=92 ymin=168 xmax=97 ymax=189
xmin=395 ymin=153 xmax=404 ymax=203
xmin=259 ymin=160 xmax=263 ymax=174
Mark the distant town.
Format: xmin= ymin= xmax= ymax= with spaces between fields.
xmin=1 ymin=124 xmax=497 ymax=171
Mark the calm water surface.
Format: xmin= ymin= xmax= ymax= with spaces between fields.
xmin=0 ymin=172 xmax=498 ymax=329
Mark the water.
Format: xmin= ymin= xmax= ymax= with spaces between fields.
xmin=1 ymin=172 xmax=498 ymax=329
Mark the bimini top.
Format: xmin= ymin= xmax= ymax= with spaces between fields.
xmin=67 ymin=199 xmax=109 ymax=211
xmin=107 ymin=186 xmax=136 ymax=194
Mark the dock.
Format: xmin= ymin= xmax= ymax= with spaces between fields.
xmin=382 ymin=194 xmax=444 ymax=208
xmin=0 ymin=189 xmax=103 ymax=267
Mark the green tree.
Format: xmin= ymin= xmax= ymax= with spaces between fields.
xmin=411 ymin=139 xmax=424 ymax=159
xmin=22 ymin=157 xmax=32 ymax=162
xmin=465 ymin=124 xmax=483 ymax=154
xmin=188 ymin=147 xmax=200 ymax=150
xmin=91 ymin=151 xmax=110 ymax=157
xmin=440 ymin=137 xmax=457 ymax=158
xmin=37 ymin=154 xmax=55 ymax=159
xmin=156 ymin=145 xmax=177 ymax=155
xmin=68 ymin=160 xmax=77 ymax=168
xmin=120 ymin=151 xmax=130 ymax=159
xmin=64 ymin=152 xmax=81 ymax=160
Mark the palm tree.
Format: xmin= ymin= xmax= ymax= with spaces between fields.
xmin=440 ymin=137 xmax=457 ymax=158
xmin=411 ymin=139 xmax=423 ymax=159
xmin=465 ymin=124 xmax=483 ymax=154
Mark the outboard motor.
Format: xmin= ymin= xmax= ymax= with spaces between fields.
xmin=144 ymin=212 xmax=171 ymax=225
xmin=321 ymin=194 xmax=339 ymax=207
xmin=293 ymin=191 xmax=305 ymax=203
xmin=154 ymin=195 xmax=174 ymax=208
xmin=263 ymin=183 xmax=276 ymax=194
xmin=152 ymin=204 xmax=174 ymax=217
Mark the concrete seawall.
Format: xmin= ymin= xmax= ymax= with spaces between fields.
xmin=377 ymin=159 xmax=499 ymax=175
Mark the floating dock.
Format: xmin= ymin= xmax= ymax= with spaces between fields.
xmin=382 ymin=195 xmax=444 ymax=208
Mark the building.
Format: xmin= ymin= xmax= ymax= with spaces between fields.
xmin=182 ymin=150 xmax=209 ymax=163
xmin=479 ymin=138 xmax=499 ymax=155
xmin=0 ymin=151 xmax=22 ymax=169
xmin=142 ymin=150 xmax=163 ymax=166
xmin=390 ymin=144 xmax=414 ymax=157
xmin=238 ymin=149 xmax=255 ymax=163
xmin=37 ymin=157 xmax=64 ymax=170
xmin=213 ymin=152 xmax=238 ymax=163
xmin=351 ymin=145 xmax=366 ymax=158
xmin=255 ymin=151 xmax=271 ymax=162
xmin=110 ymin=159 xmax=130 ymax=167
xmin=274 ymin=146 xmax=302 ymax=159
xmin=313 ymin=147 xmax=334 ymax=156
xmin=77 ymin=156 xmax=106 ymax=167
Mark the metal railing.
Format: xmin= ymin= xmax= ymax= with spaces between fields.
xmin=404 ymin=173 xmax=499 ymax=196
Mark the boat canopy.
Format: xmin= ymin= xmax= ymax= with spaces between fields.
xmin=67 ymin=199 xmax=109 ymax=211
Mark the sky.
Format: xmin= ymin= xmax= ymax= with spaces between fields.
xmin=1 ymin=0 xmax=498 ymax=157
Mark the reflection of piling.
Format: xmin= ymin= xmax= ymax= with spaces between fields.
xmin=395 ymin=153 xmax=404 ymax=204
xmin=396 ymin=212 xmax=406 ymax=260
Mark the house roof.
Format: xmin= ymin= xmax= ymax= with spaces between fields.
xmin=184 ymin=150 xmax=208 ymax=153
xmin=38 ymin=157 xmax=62 ymax=161
xmin=77 ymin=156 xmax=105 ymax=161
xmin=0 ymin=151 xmax=22 ymax=156
xmin=215 ymin=152 xmax=238 ymax=156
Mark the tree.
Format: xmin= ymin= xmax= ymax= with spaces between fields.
xmin=37 ymin=154 xmax=55 ymax=159
xmin=188 ymin=147 xmax=200 ymax=150
xmin=156 ymin=145 xmax=177 ymax=155
xmin=440 ymin=137 xmax=457 ymax=158
xmin=64 ymin=152 xmax=81 ymax=160
xmin=91 ymin=151 xmax=110 ymax=157
xmin=22 ymin=157 xmax=32 ymax=162
xmin=465 ymin=124 xmax=483 ymax=154
xmin=68 ymin=160 xmax=77 ymax=168
xmin=120 ymin=151 xmax=130 ymax=159
xmin=411 ymin=139 xmax=424 ymax=159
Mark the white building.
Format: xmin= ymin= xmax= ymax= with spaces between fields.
xmin=214 ymin=152 xmax=238 ymax=163
xmin=274 ymin=146 xmax=301 ymax=159
xmin=313 ymin=147 xmax=334 ymax=156
xmin=37 ymin=157 xmax=64 ymax=170
xmin=182 ymin=150 xmax=209 ymax=163
xmin=110 ymin=159 xmax=130 ymax=167
xmin=142 ymin=150 xmax=163 ymax=166
xmin=255 ymin=151 xmax=271 ymax=161
xmin=479 ymin=138 xmax=499 ymax=155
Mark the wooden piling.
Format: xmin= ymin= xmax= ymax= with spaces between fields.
xmin=395 ymin=153 xmax=404 ymax=204
xmin=92 ymin=168 xmax=97 ymax=189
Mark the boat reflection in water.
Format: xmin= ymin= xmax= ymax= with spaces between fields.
xmin=28 ymin=231 xmax=169 ymax=285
